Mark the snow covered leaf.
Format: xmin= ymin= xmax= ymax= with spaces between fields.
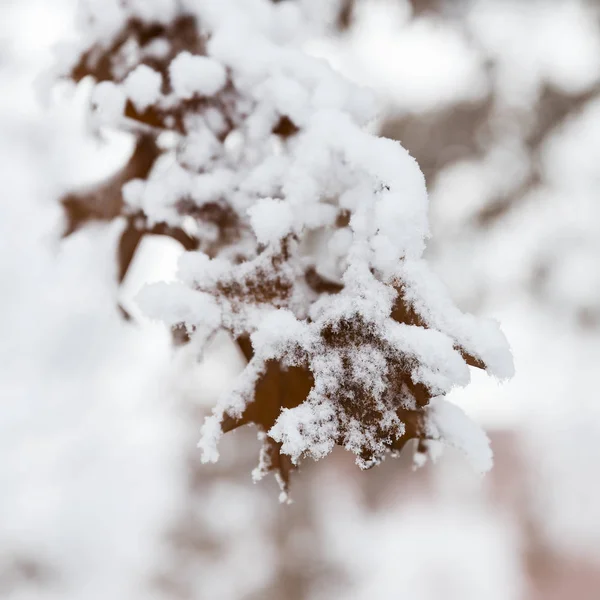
xmin=57 ymin=0 xmax=513 ymax=497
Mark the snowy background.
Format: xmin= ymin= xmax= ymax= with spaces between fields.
xmin=2 ymin=0 xmax=600 ymax=598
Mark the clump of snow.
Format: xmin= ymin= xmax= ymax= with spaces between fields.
xmin=398 ymin=259 xmax=515 ymax=380
xmin=271 ymin=400 xmax=337 ymax=463
xmin=122 ymin=178 xmax=146 ymax=210
xmin=198 ymin=414 xmax=224 ymax=464
xmin=248 ymin=198 xmax=295 ymax=245
xmin=169 ymin=51 xmax=228 ymax=99
xmin=123 ymin=65 xmax=162 ymax=112
xmin=426 ymin=397 xmax=494 ymax=474
xmin=136 ymin=281 xmax=221 ymax=331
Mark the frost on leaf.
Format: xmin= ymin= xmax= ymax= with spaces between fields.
xmin=56 ymin=0 xmax=513 ymax=497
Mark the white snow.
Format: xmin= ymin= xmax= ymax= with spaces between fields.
xmin=123 ymin=65 xmax=163 ymax=112
xmin=248 ymin=197 xmax=295 ymax=245
xmin=169 ymin=51 xmax=228 ymax=99
xmin=426 ymin=397 xmax=494 ymax=474
xmin=91 ymin=81 xmax=126 ymax=122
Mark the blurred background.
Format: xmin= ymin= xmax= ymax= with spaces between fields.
xmin=2 ymin=0 xmax=600 ymax=598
